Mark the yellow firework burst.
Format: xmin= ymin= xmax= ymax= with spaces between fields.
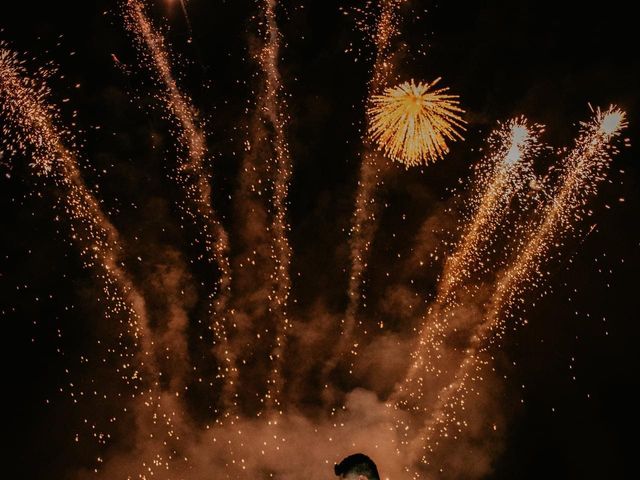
xmin=368 ymin=78 xmax=466 ymax=167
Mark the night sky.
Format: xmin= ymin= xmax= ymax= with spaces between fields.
xmin=1 ymin=1 xmax=638 ymax=479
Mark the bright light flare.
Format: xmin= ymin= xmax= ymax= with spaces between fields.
xmin=503 ymin=124 xmax=531 ymax=165
xmin=597 ymin=106 xmax=626 ymax=138
xmin=368 ymin=78 xmax=466 ymax=167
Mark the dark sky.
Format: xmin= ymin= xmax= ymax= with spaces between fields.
xmin=1 ymin=1 xmax=638 ymax=479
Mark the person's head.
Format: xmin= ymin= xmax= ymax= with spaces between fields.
xmin=334 ymin=453 xmax=380 ymax=480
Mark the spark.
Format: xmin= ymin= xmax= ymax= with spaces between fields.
xmin=1 ymin=44 xmax=194 ymax=479
xmin=1 ymin=3 xmax=631 ymax=477
xmin=258 ymin=0 xmax=293 ymax=412
xmin=324 ymin=0 xmax=406 ymax=385
xmin=0 ymin=44 xmax=157 ymax=381
xmin=392 ymin=118 xmax=544 ymax=415
xmin=368 ymin=78 xmax=466 ymax=167
xmin=232 ymin=0 xmax=295 ymax=415
xmin=398 ymin=107 xmax=627 ymax=465
xmin=123 ymin=0 xmax=238 ymax=410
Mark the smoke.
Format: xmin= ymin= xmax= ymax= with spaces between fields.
xmin=75 ymin=388 xmax=409 ymax=480
xmin=70 ymin=312 xmax=509 ymax=480
xmin=414 ymin=364 xmax=509 ymax=480
xmin=142 ymin=247 xmax=196 ymax=393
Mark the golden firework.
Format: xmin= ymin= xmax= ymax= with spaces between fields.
xmin=368 ymin=78 xmax=466 ymax=167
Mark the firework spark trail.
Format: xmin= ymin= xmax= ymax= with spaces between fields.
xmin=327 ymin=148 xmax=387 ymax=381
xmin=177 ymin=0 xmax=193 ymax=37
xmin=370 ymin=0 xmax=406 ymax=90
xmin=482 ymin=106 xmax=627 ymax=348
xmin=231 ymin=0 xmax=291 ymax=411
xmin=325 ymin=0 xmax=406 ymax=382
xmin=437 ymin=120 xmax=541 ymax=299
xmin=123 ymin=0 xmax=239 ymax=408
xmin=1 ymin=45 xmax=201 ymax=478
xmin=250 ymin=0 xmax=293 ymax=411
xmin=228 ymin=0 xmax=293 ymax=414
xmin=403 ymin=107 xmax=627 ymax=465
xmin=0 ymin=46 xmax=159 ymax=383
xmin=394 ymin=119 xmax=543 ymax=401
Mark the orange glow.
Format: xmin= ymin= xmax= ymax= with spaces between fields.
xmin=368 ymin=79 xmax=466 ymax=167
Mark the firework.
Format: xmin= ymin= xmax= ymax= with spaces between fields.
xmin=2 ymin=1 xmax=632 ymax=478
xmin=399 ymin=106 xmax=627 ymax=465
xmin=248 ymin=0 xmax=293 ymax=412
xmin=485 ymin=106 xmax=627 ymax=345
xmin=123 ymin=0 xmax=238 ymax=409
xmin=368 ymin=78 xmax=466 ymax=167
xmin=0 ymin=45 xmax=157 ymax=378
xmin=437 ymin=118 xmax=544 ymax=301
xmin=322 ymin=1 xmax=406 ymax=387
xmin=1 ymin=43 xmax=203 ymax=479
xmin=391 ymin=118 xmax=543 ymax=418
xmin=342 ymin=0 xmax=406 ymax=334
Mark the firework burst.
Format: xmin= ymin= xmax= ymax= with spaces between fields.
xmin=368 ymin=78 xmax=466 ymax=167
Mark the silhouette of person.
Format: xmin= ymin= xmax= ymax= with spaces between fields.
xmin=334 ymin=453 xmax=380 ymax=480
